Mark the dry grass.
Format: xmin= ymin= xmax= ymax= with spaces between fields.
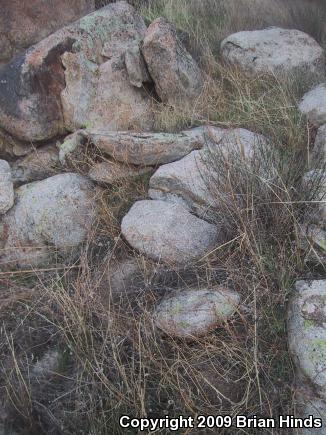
xmin=1 ymin=0 xmax=326 ymax=434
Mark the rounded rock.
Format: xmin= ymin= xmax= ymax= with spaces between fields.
xmin=121 ymin=200 xmax=220 ymax=265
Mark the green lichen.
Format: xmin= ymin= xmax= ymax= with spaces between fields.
xmin=304 ymin=319 xmax=315 ymax=328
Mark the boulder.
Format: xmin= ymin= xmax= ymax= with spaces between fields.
xmin=142 ymin=17 xmax=204 ymax=104
xmin=0 ymin=160 xmax=14 ymax=214
xmin=0 ymin=0 xmax=95 ymax=65
xmin=299 ymin=84 xmax=326 ymax=128
xmin=149 ymin=149 xmax=213 ymax=216
xmin=221 ymin=28 xmax=325 ymax=77
xmin=313 ymin=125 xmax=326 ymax=165
xmin=11 ymin=144 xmax=61 ymax=186
xmin=88 ymin=161 xmax=152 ymax=184
xmin=61 ymin=49 xmax=153 ymax=133
xmin=154 ymin=287 xmax=240 ymax=338
xmin=0 ymin=2 xmax=153 ymax=143
xmin=288 ymin=280 xmax=326 ymax=398
xmin=89 ymin=127 xmax=206 ymax=165
xmin=0 ymin=173 xmax=97 ymax=269
xmin=149 ymin=128 xmax=269 ymax=217
xmin=121 ymin=200 xmax=220 ymax=265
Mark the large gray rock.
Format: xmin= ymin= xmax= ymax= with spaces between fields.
xmin=142 ymin=17 xmax=204 ymax=104
xmin=0 ymin=2 xmax=153 ymax=144
xmin=89 ymin=127 xmax=206 ymax=165
xmin=288 ymin=280 xmax=326 ymax=398
xmin=154 ymin=287 xmax=240 ymax=338
xmin=299 ymin=84 xmax=326 ymax=128
xmin=11 ymin=144 xmax=61 ymax=186
xmin=0 ymin=160 xmax=14 ymax=214
xmin=221 ymin=28 xmax=325 ymax=77
xmin=0 ymin=0 xmax=95 ymax=65
xmin=0 ymin=173 xmax=97 ymax=269
xmin=149 ymin=128 xmax=269 ymax=217
xmin=121 ymin=200 xmax=220 ymax=265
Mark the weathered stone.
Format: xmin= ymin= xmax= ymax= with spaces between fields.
xmin=0 ymin=129 xmax=31 ymax=160
xmin=221 ymin=28 xmax=325 ymax=77
xmin=125 ymin=45 xmax=151 ymax=88
xmin=0 ymin=160 xmax=14 ymax=214
xmin=0 ymin=33 xmax=75 ymax=142
xmin=121 ymin=200 xmax=220 ymax=265
xmin=0 ymin=2 xmax=153 ymax=143
xmin=61 ymin=50 xmax=153 ymax=132
xmin=299 ymin=84 xmax=326 ymax=128
xmin=11 ymin=144 xmax=61 ymax=186
xmin=142 ymin=17 xmax=204 ymax=104
xmin=313 ymin=125 xmax=326 ymax=165
xmin=0 ymin=0 xmax=95 ymax=65
xmin=88 ymin=161 xmax=152 ymax=184
xmin=288 ymin=280 xmax=326 ymax=398
xmin=149 ymin=128 xmax=269 ymax=217
xmin=89 ymin=127 xmax=206 ymax=166
xmin=0 ymin=173 xmax=97 ymax=269
xmin=154 ymin=287 xmax=240 ymax=338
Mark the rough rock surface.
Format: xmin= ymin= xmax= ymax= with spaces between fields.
xmin=0 ymin=160 xmax=14 ymax=214
xmin=149 ymin=128 xmax=269 ymax=216
xmin=299 ymin=84 xmax=326 ymax=128
xmin=0 ymin=0 xmax=95 ymax=65
xmin=221 ymin=28 xmax=325 ymax=77
xmin=314 ymin=125 xmax=326 ymax=164
xmin=89 ymin=127 xmax=206 ymax=165
xmin=154 ymin=287 xmax=240 ymax=338
xmin=0 ymin=129 xmax=31 ymax=160
xmin=88 ymin=161 xmax=152 ymax=184
xmin=0 ymin=2 xmax=153 ymax=143
xmin=288 ymin=280 xmax=326 ymax=397
xmin=121 ymin=200 xmax=220 ymax=265
xmin=142 ymin=17 xmax=204 ymax=104
xmin=0 ymin=173 xmax=97 ymax=269
xmin=125 ymin=45 xmax=151 ymax=88
xmin=300 ymin=395 xmax=326 ymax=435
xmin=11 ymin=144 xmax=60 ymax=186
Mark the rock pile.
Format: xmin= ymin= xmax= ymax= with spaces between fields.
xmin=1 ymin=1 xmax=326 ymax=421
